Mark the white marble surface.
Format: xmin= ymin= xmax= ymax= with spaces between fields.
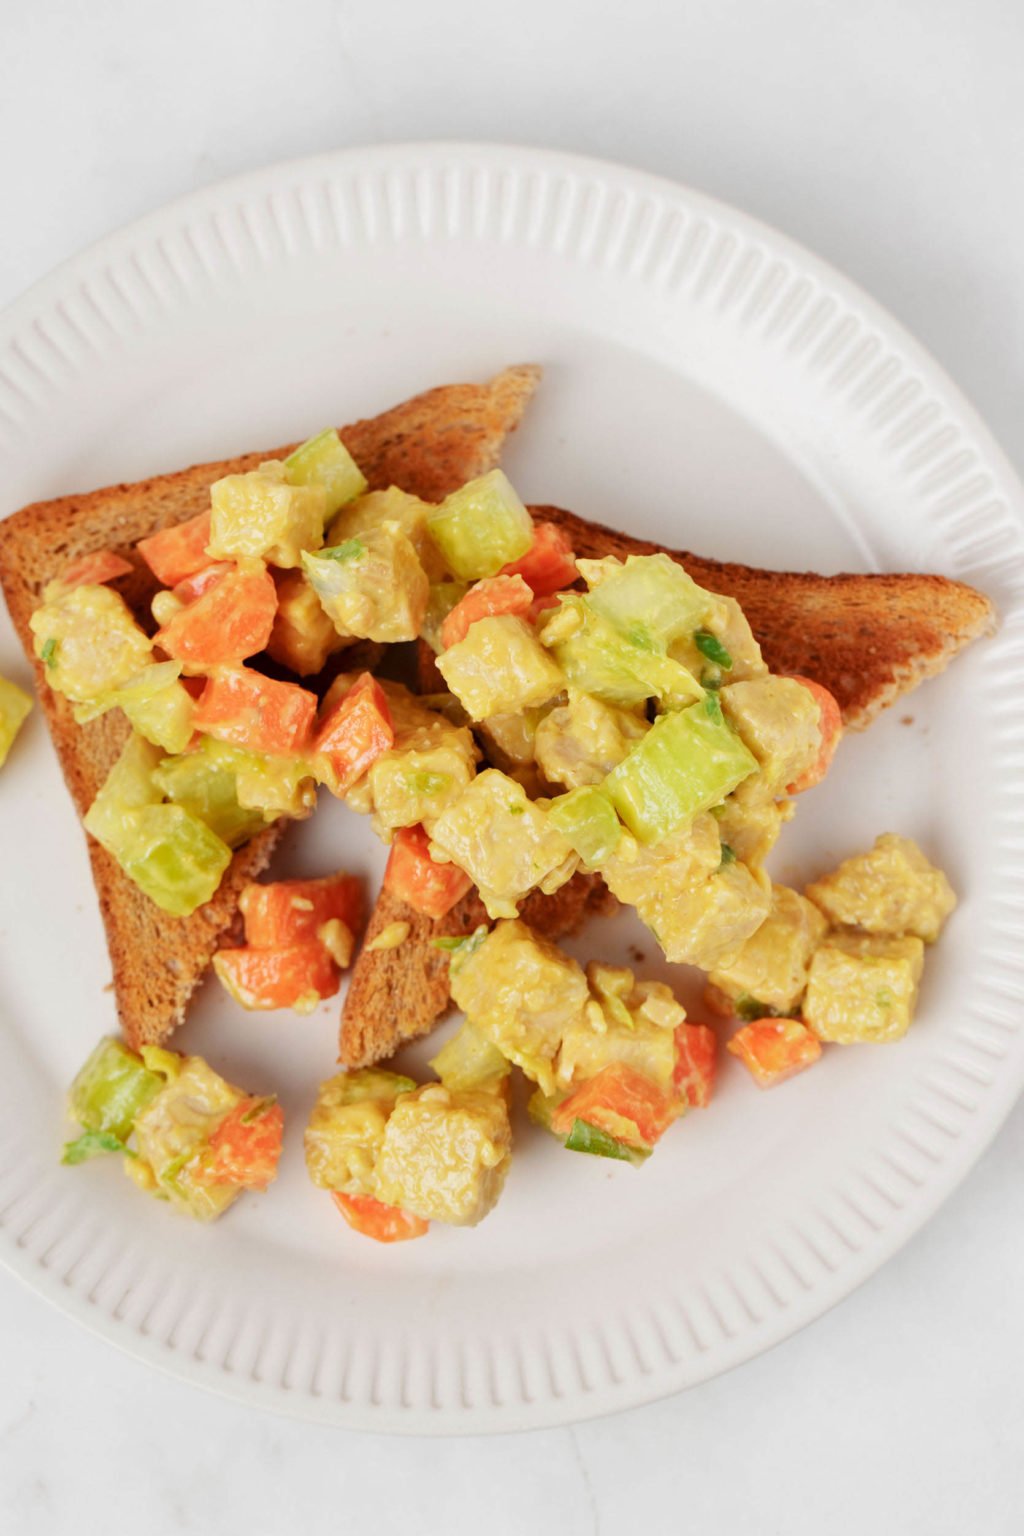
xmin=1 ymin=2 xmax=1022 ymax=1531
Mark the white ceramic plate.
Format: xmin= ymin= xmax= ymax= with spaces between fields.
xmin=1 ymin=145 xmax=1022 ymax=1435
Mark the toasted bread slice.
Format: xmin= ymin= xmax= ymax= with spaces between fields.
xmin=417 ymin=505 xmax=995 ymax=725
xmin=0 ymin=366 xmax=541 ymax=1050
xmin=338 ymin=872 xmax=615 ymax=1069
xmin=536 ymin=505 xmax=996 ymax=730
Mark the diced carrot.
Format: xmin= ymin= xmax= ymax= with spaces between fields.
xmin=137 ymin=510 xmax=213 ymax=586
xmin=313 ymin=672 xmax=393 ymax=794
xmin=673 ymin=1022 xmax=717 ymax=1108
xmin=499 ymin=520 xmax=578 ymax=596
xmin=240 ymin=873 xmax=364 ymax=948
xmin=156 ymin=562 xmax=278 ymax=668
xmin=550 ymin=1063 xmax=679 ymax=1148
xmin=213 ymin=941 xmax=339 ymax=1011
xmin=57 ymin=549 xmax=134 ymax=589
xmin=172 ymin=561 xmax=234 ymax=604
xmin=440 ymin=574 xmax=533 ymax=649
xmin=383 ymin=824 xmax=473 ymax=918
xmin=196 ymin=1098 xmax=284 ymax=1189
xmin=193 ymin=668 xmax=317 ymax=754
xmin=331 ymin=1191 xmax=429 ymax=1243
xmin=727 ymin=1018 xmax=822 ymax=1087
xmin=786 ymin=676 xmax=843 ymax=793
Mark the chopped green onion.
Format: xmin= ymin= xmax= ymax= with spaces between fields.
xmin=62 ymin=1130 xmax=134 ymax=1165
xmin=431 ymin=925 xmax=489 ymax=966
xmin=564 ymin=1119 xmax=650 ymax=1167
xmin=735 ymin=992 xmax=779 ymax=1022
xmin=240 ymin=1095 xmax=277 ymax=1125
xmin=700 ymin=666 xmax=722 ymax=690
xmin=321 ymin=537 xmax=365 ymax=562
xmin=704 ymin=689 xmax=724 ymax=724
xmin=695 ymin=630 xmax=733 ymax=670
xmin=719 ymin=842 xmax=737 ymax=866
xmin=40 ymin=638 xmax=57 ymax=668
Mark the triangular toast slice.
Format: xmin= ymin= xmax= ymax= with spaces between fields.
xmin=0 ymin=365 xmax=541 ymax=1050
xmin=345 ymin=501 xmax=995 ymax=1067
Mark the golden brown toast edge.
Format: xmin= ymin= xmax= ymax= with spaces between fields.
xmin=0 ymin=365 xmax=541 ymax=1049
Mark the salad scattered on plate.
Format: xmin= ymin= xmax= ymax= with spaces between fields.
xmin=1 ymin=391 xmax=969 ymax=1241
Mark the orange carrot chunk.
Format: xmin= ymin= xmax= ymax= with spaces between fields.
xmin=155 ymin=563 xmax=278 ymax=668
xmin=196 ymin=1098 xmax=284 ymax=1189
xmin=240 ymin=873 xmax=364 ymax=948
xmin=331 ymin=1191 xmax=429 ymax=1243
xmin=213 ymin=941 xmax=339 ymax=1011
xmin=57 ymin=549 xmax=134 ymax=589
xmin=786 ymin=676 xmax=843 ymax=793
xmin=440 ymin=574 xmax=533 ymax=649
xmin=550 ymin=1063 xmax=679 ymax=1148
xmin=673 ymin=1022 xmax=717 ymax=1108
xmin=727 ymin=1017 xmax=822 ymax=1087
xmin=383 ymin=824 xmax=473 ymax=918
xmin=313 ymin=672 xmax=394 ymax=794
xmin=193 ymin=668 xmax=317 ymax=754
xmin=499 ymin=520 xmax=578 ymax=596
xmin=137 ymin=510 xmax=213 ymax=586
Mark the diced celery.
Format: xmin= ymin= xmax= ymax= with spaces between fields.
xmin=115 ymin=804 xmax=233 ymax=915
xmin=547 ymin=785 xmax=622 ymax=867
xmin=540 ymin=595 xmax=702 ymax=709
xmin=0 ymin=675 xmax=32 ymax=767
xmin=153 ymin=741 xmax=268 ymax=848
xmin=420 ymin=581 xmax=469 ymax=653
xmin=141 ymin=1046 xmax=183 ymax=1082
xmin=68 ymin=1036 xmax=163 ymax=1141
xmin=283 ymin=429 xmax=367 ymax=516
xmin=580 ymin=554 xmax=716 ymax=651
xmin=79 ymin=662 xmax=195 ymax=754
xmin=196 ymin=738 xmax=317 ymax=819
xmin=603 ymin=703 xmax=757 ymax=843
xmin=426 ymin=470 xmax=533 ymax=580
xmin=429 ymin=1022 xmax=510 ymax=1093
xmin=563 ymin=1119 xmax=650 ymax=1166
xmin=83 ymin=732 xmax=164 ymax=855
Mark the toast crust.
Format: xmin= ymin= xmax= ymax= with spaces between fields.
xmin=0 ymin=366 xmax=541 ymax=1048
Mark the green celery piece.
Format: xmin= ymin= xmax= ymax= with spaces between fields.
xmin=69 ymin=1037 xmax=162 ymax=1140
xmin=426 ymin=470 xmax=533 ymax=580
xmin=694 ymin=629 xmax=733 ymax=671
xmin=704 ymin=689 xmax=724 ymax=724
xmin=584 ymin=554 xmax=716 ymax=650
xmin=603 ymin=703 xmax=758 ymax=843
xmin=429 ymin=1021 xmax=509 ymax=1093
xmin=527 ymin=1087 xmax=564 ymax=1132
xmin=40 ymin=637 xmax=58 ymax=668
xmin=283 ymin=429 xmax=368 ymax=517
xmin=548 ymin=785 xmax=622 ymax=867
xmin=116 ymin=804 xmax=233 ymax=916
xmin=543 ymin=595 xmax=702 ymax=709
xmin=83 ymin=732 xmax=164 ymax=856
xmin=564 ymin=1118 xmax=650 ymax=1167
xmin=153 ymin=743 xmax=267 ymax=849
xmin=62 ymin=1130 xmax=134 ymax=1165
